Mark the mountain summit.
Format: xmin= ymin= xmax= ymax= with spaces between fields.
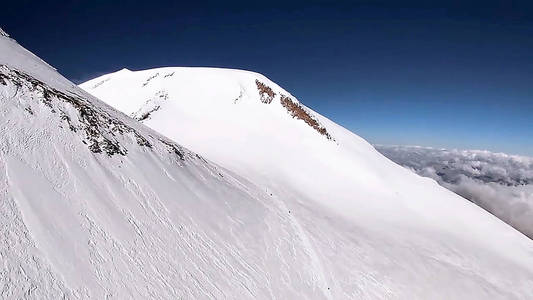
xmin=1 ymin=30 xmax=533 ymax=298
xmin=81 ymin=66 xmax=533 ymax=298
xmin=0 ymin=32 xmax=339 ymax=299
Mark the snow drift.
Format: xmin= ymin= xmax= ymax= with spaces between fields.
xmin=80 ymin=64 xmax=533 ymax=298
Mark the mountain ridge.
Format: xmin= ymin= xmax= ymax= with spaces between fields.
xmin=1 ymin=29 xmax=533 ymax=299
xmin=0 ymin=30 xmax=341 ymax=299
xmin=82 ymin=64 xmax=533 ymax=298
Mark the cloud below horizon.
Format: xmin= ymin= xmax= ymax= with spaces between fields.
xmin=376 ymin=145 xmax=533 ymax=239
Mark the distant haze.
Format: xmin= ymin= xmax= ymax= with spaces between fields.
xmin=376 ymin=145 xmax=533 ymax=239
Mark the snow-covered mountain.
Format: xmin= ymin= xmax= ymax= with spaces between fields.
xmin=80 ymin=66 xmax=533 ymax=298
xmin=2 ymin=25 xmax=533 ymax=298
xmin=0 ymin=30 xmax=352 ymax=299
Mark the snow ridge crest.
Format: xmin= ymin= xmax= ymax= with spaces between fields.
xmin=0 ymin=27 xmax=9 ymax=37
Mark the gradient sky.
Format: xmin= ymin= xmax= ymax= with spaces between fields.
xmin=3 ymin=0 xmax=533 ymax=155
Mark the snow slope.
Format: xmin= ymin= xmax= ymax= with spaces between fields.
xmin=82 ymin=65 xmax=533 ymax=299
xmin=1 ymin=31 xmax=351 ymax=299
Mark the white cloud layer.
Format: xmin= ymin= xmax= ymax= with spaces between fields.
xmin=376 ymin=145 xmax=533 ymax=239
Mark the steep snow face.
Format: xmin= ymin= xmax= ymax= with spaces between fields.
xmin=82 ymin=67 xmax=533 ymax=298
xmin=1 ymin=34 xmax=351 ymax=299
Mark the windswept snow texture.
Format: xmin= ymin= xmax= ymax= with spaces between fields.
xmin=376 ymin=145 xmax=533 ymax=239
xmin=1 ymin=31 xmax=349 ymax=299
xmin=82 ymin=66 xmax=533 ymax=299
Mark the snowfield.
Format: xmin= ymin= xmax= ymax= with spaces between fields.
xmin=1 ymin=28 xmax=533 ymax=299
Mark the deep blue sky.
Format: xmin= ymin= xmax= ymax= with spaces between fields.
xmin=3 ymin=1 xmax=533 ymax=155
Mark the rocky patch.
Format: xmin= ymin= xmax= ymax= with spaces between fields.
xmin=280 ymin=94 xmax=333 ymax=140
xmin=142 ymin=72 xmax=160 ymax=87
xmin=159 ymin=139 xmax=185 ymax=161
xmin=255 ymin=79 xmax=276 ymax=104
xmin=132 ymin=91 xmax=169 ymax=121
xmin=0 ymin=27 xmax=9 ymax=37
xmin=0 ymin=65 xmax=153 ymax=156
xmin=91 ymin=77 xmax=110 ymax=89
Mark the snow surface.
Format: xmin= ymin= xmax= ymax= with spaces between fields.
xmin=79 ymin=66 xmax=533 ymax=298
xmin=0 ymin=32 xmax=342 ymax=299
xmin=1 ymin=29 xmax=533 ymax=299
